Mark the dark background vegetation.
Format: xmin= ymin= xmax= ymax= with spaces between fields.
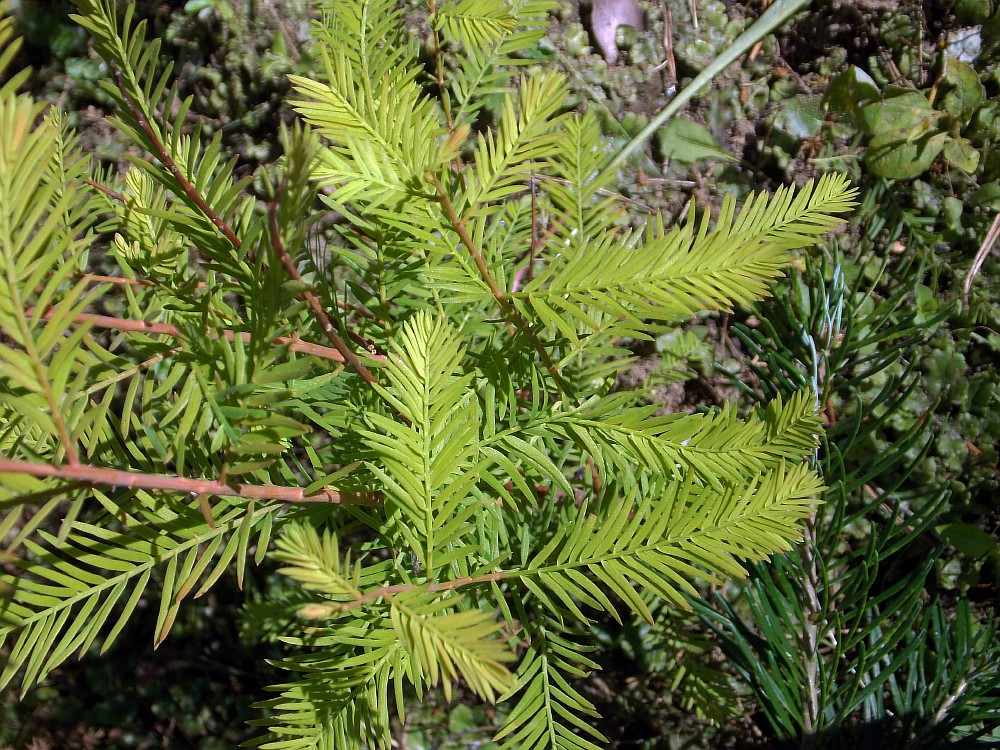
xmin=2 ymin=0 xmax=999 ymax=747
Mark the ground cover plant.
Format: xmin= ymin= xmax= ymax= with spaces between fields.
xmin=2 ymin=0 xmax=999 ymax=748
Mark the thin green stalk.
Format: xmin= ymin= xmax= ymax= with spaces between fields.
xmin=598 ymin=0 xmax=812 ymax=181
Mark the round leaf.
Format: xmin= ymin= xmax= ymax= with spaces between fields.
xmin=773 ymin=96 xmax=824 ymax=141
xmin=940 ymin=58 xmax=986 ymax=121
xmin=942 ymin=136 xmax=980 ymax=173
xmin=864 ymin=130 xmax=947 ymax=179
xmin=860 ymin=90 xmax=938 ymax=137
xmin=938 ymin=522 xmax=1000 ymax=558
xmin=824 ymin=66 xmax=880 ymax=123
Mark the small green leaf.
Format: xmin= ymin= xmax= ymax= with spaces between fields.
xmin=970 ymin=182 xmax=1000 ymax=209
xmin=281 ymin=279 xmax=315 ymax=295
xmin=864 ymin=130 xmax=947 ymax=179
xmin=954 ymin=0 xmax=992 ymax=23
xmin=183 ymin=0 xmax=235 ymax=21
xmin=943 ymin=196 xmax=964 ymax=225
xmin=448 ymin=703 xmax=477 ymax=732
xmin=657 ymin=117 xmax=737 ymax=164
xmin=861 ymin=90 xmax=939 ymax=138
xmin=938 ymin=523 xmax=1000 ymax=558
xmin=940 ymin=58 xmax=986 ymax=122
xmin=773 ymin=96 xmax=824 ymax=141
xmin=913 ymin=283 xmax=942 ymax=324
xmin=824 ymin=66 xmax=880 ymax=123
xmin=942 ymin=136 xmax=980 ymax=173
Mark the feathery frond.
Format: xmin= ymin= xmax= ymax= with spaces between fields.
xmin=545 ymin=110 xmax=622 ymax=243
xmin=0 ymin=102 xmax=103 ymax=464
xmin=433 ymin=0 xmax=518 ymax=49
xmin=388 ymin=590 xmax=514 ymax=702
xmin=0 ymin=497 xmax=278 ymax=695
xmin=513 ymin=174 xmax=858 ymax=338
xmin=512 ymin=463 xmax=823 ymax=622
xmin=362 ymin=312 xmax=484 ymax=574
xmin=464 ymin=71 xmax=568 ymax=211
xmin=449 ymin=0 xmax=556 ymax=126
xmin=494 ymin=621 xmax=605 ymax=750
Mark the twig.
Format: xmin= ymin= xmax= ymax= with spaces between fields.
xmin=963 ymin=213 xmax=1000 ymax=309
xmin=336 ymin=570 xmax=507 ymax=613
xmin=509 ymin=215 xmax=564 ymax=293
xmin=111 ymin=61 xmax=382 ymax=386
xmin=910 ymin=676 xmax=970 ymax=749
xmin=529 ymin=170 xmax=537 ymax=284
xmin=86 ymin=77 xmax=381 ymax=378
xmin=800 ymin=519 xmax=823 ymax=740
xmin=653 ymin=2 xmax=677 ymax=82
xmin=110 ymin=63 xmax=245 ymax=253
xmin=34 ymin=308 xmax=370 ymax=365
xmin=0 ymin=457 xmax=378 ymax=505
xmin=427 ymin=0 xmax=454 ymax=130
xmin=84 ymin=178 xmax=127 ymax=204
xmin=425 ymin=172 xmax=569 ymax=399
xmin=267 ymin=199 xmax=379 ymax=384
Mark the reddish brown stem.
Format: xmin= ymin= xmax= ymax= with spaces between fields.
xmin=425 ymin=172 xmax=568 ymax=399
xmin=0 ymin=458 xmax=378 ymax=505
xmin=267 ymin=200 xmax=378 ymax=384
xmin=427 ymin=0 xmax=454 ymax=130
xmin=110 ymin=63 xmax=244 ymax=253
xmin=35 ymin=308 xmax=378 ymax=365
xmin=108 ymin=63 xmax=380 ymax=382
xmin=84 ymin=178 xmax=126 ymax=204
xmin=529 ymin=171 xmax=537 ymax=284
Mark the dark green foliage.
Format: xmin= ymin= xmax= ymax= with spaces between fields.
xmin=698 ymin=248 xmax=1000 ymax=746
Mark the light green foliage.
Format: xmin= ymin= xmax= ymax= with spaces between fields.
xmin=0 ymin=0 xmax=856 ymax=746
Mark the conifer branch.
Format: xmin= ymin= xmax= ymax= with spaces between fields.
xmin=267 ymin=198 xmax=379 ymax=384
xmin=425 ymin=171 xmax=568 ymax=399
xmin=0 ymin=457 xmax=378 ymax=505
xmin=74 ymin=273 xmax=378 ymax=323
xmin=109 ymin=62 xmax=244 ymax=253
xmin=84 ymin=178 xmax=126 ymax=203
xmin=1 ymin=268 xmax=81 ymax=467
xmin=85 ymin=71 xmax=383 ymax=381
xmin=334 ymin=571 xmax=507 ymax=614
xmin=0 ymin=2 xmax=859 ymax=724
xmin=35 ymin=308 xmax=371 ymax=365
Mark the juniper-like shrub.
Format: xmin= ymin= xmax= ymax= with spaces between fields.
xmin=0 ymin=0 xmax=857 ymax=745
